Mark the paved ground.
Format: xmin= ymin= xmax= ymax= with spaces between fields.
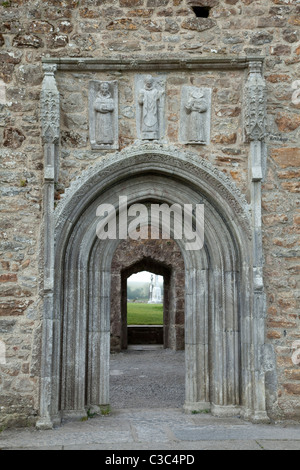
xmin=1 ymin=349 xmax=300 ymax=450
xmin=110 ymin=347 xmax=185 ymax=409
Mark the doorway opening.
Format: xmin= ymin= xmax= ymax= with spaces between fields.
xmin=109 ymin=238 xmax=186 ymax=410
xmin=110 ymin=237 xmax=185 ymax=354
xmin=127 ymin=271 xmax=164 ymax=348
xmin=121 ymin=261 xmax=171 ymax=350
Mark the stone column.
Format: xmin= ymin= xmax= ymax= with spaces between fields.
xmin=36 ymin=64 xmax=60 ymax=429
xmin=244 ymin=60 xmax=270 ymax=423
xmin=184 ymin=267 xmax=210 ymax=413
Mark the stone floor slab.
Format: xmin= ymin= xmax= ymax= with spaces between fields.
xmin=172 ymin=424 xmax=300 ymax=442
xmin=257 ymin=440 xmax=300 ymax=450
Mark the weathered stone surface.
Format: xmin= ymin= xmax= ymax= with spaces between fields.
xmin=120 ymin=0 xmax=143 ymax=6
xmin=56 ymin=20 xmax=73 ymax=33
xmin=28 ymin=21 xmax=54 ymax=34
xmin=275 ymin=113 xmax=300 ymax=132
xmin=142 ymin=19 xmax=163 ymax=31
xmin=0 ymin=300 xmax=33 ymax=316
xmin=0 ymin=274 xmax=18 ymax=283
xmin=285 ymin=370 xmax=300 ymax=381
xmin=17 ymin=64 xmax=43 ymax=86
xmin=283 ymin=384 xmax=300 ymax=396
xmin=181 ymin=17 xmax=216 ymax=31
xmin=0 ymin=0 xmax=299 ymax=428
xmin=106 ymin=19 xmax=139 ymax=30
xmin=282 ymin=28 xmax=299 ymax=43
xmin=70 ymin=33 xmax=96 ymax=51
xmin=106 ymin=41 xmax=141 ymax=51
xmin=12 ymin=34 xmax=43 ymax=48
xmin=212 ymin=133 xmax=237 ymax=144
xmin=265 ymin=74 xmax=290 ymax=83
xmin=281 ymin=182 xmax=300 ymax=193
xmin=3 ymin=127 xmax=26 ymax=149
xmin=61 ymin=130 xmax=87 ymax=148
xmin=147 ymin=0 xmax=169 ymax=6
xmin=186 ymin=0 xmax=218 ymax=6
xmin=79 ymin=7 xmax=101 ymax=18
xmin=128 ymin=8 xmax=153 ymax=16
xmin=165 ymin=18 xmax=180 ymax=32
xmin=251 ymin=31 xmax=273 ymax=45
xmin=0 ymin=51 xmax=22 ymax=65
xmin=271 ymin=44 xmax=291 ymax=55
xmin=271 ymin=148 xmax=300 ymax=168
xmin=46 ymin=33 xmax=69 ymax=48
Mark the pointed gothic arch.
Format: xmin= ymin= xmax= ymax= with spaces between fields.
xmin=37 ymin=144 xmax=271 ymax=428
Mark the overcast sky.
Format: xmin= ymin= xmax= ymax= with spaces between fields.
xmin=128 ymin=271 xmax=164 ymax=284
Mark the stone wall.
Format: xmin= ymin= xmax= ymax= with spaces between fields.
xmin=0 ymin=0 xmax=299 ymax=427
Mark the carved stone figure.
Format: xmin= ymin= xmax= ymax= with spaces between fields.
xmin=89 ymin=80 xmax=118 ymax=150
xmin=180 ymin=86 xmax=211 ymax=145
xmin=94 ymin=82 xmax=114 ymax=145
xmin=136 ymin=74 xmax=165 ymax=140
xmin=185 ymin=90 xmax=208 ymax=143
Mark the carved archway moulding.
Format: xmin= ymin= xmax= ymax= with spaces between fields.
xmin=37 ymin=143 xmax=271 ymax=429
xmin=38 ymin=56 xmax=274 ymax=429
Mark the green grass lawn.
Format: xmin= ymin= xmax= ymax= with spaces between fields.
xmin=127 ymin=303 xmax=163 ymax=325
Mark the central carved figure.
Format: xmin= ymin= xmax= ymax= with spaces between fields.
xmin=138 ymin=75 xmax=164 ymax=140
xmin=94 ymin=82 xmax=115 ymax=145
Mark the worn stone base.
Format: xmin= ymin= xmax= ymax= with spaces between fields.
xmin=211 ymin=404 xmax=242 ymax=418
xmin=61 ymin=409 xmax=87 ymax=421
xmin=239 ymin=407 xmax=271 ymax=424
xmin=250 ymin=411 xmax=271 ymax=424
xmin=184 ymin=401 xmax=211 ymax=414
xmin=36 ymin=417 xmax=54 ymax=430
xmin=36 ymin=412 xmax=62 ymax=430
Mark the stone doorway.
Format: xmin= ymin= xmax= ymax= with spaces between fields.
xmin=38 ymin=145 xmax=271 ymax=428
xmin=110 ymin=238 xmax=185 ymax=353
xmin=126 ymin=270 xmax=164 ymax=349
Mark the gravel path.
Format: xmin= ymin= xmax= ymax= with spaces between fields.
xmin=110 ymin=348 xmax=185 ymax=409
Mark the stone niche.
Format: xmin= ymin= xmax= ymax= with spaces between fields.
xmin=89 ymin=80 xmax=119 ymax=150
xmin=179 ymin=85 xmax=212 ymax=145
xmin=135 ymin=74 xmax=166 ymax=141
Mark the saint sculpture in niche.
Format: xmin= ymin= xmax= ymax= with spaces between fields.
xmin=185 ymin=89 xmax=208 ymax=143
xmin=179 ymin=86 xmax=211 ymax=145
xmin=138 ymin=75 xmax=164 ymax=140
xmin=94 ymin=81 xmax=115 ymax=145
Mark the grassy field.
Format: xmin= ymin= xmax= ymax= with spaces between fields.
xmin=127 ymin=303 xmax=163 ymax=325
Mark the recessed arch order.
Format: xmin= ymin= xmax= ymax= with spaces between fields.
xmin=38 ymin=143 xmax=271 ymax=428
